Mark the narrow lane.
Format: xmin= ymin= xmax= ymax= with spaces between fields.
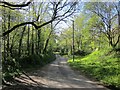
xmin=21 ymin=55 xmax=110 ymax=90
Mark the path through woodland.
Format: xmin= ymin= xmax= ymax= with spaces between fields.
xmin=2 ymin=55 xmax=110 ymax=90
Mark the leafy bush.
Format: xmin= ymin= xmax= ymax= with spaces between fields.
xmin=17 ymin=52 xmax=56 ymax=68
xmin=17 ymin=54 xmax=43 ymax=68
xmin=2 ymin=57 xmax=21 ymax=81
xmin=2 ymin=52 xmax=56 ymax=82
xmin=74 ymin=50 xmax=89 ymax=56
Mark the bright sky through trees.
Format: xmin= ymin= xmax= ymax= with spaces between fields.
xmin=3 ymin=0 xmax=119 ymax=2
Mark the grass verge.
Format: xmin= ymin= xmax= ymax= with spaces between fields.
xmin=67 ymin=49 xmax=120 ymax=89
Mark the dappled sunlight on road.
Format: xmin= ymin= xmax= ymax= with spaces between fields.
xmin=13 ymin=55 xmax=110 ymax=90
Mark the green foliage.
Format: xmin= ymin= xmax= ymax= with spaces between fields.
xmin=18 ymin=53 xmax=56 ymax=69
xmin=20 ymin=53 xmax=56 ymax=68
xmin=2 ymin=53 xmax=56 ymax=82
xmin=1 ymin=2 xmax=58 ymax=83
xmin=42 ymin=52 xmax=56 ymax=64
xmin=2 ymin=57 xmax=21 ymax=81
xmin=68 ymin=48 xmax=120 ymax=89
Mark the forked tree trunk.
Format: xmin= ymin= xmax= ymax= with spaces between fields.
xmin=43 ymin=23 xmax=53 ymax=54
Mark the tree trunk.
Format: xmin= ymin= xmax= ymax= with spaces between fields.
xmin=18 ymin=26 xmax=26 ymax=56
xmin=27 ymin=25 xmax=30 ymax=55
xmin=38 ymin=29 xmax=41 ymax=54
xmin=2 ymin=7 xmax=6 ymax=61
xmin=10 ymin=31 xmax=17 ymax=57
xmin=43 ymin=23 xmax=53 ymax=54
xmin=7 ymin=10 xmax=10 ymax=56
xmin=31 ymin=26 xmax=34 ymax=54
xmin=118 ymin=1 xmax=120 ymax=27
xmin=35 ymin=28 xmax=38 ymax=54
xmin=118 ymin=1 xmax=120 ymax=48
xmin=43 ymin=38 xmax=49 ymax=54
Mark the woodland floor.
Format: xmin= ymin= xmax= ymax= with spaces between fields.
xmin=2 ymin=55 xmax=110 ymax=90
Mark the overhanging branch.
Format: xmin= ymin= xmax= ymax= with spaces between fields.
xmin=3 ymin=19 xmax=56 ymax=36
xmin=3 ymin=22 xmax=37 ymax=36
xmin=0 ymin=0 xmax=32 ymax=7
xmin=2 ymin=0 xmax=77 ymax=36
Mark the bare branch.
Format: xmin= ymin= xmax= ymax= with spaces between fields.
xmin=2 ymin=0 xmax=78 ymax=36
xmin=0 ymin=4 xmax=27 ymax=10
xmin=3 ymin=22 xmax=37 ymax=36
xmin=0 ymin=0 xmax=33 ymax=7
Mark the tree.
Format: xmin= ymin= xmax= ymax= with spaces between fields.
xmin=18 ymin=26 xmax=26 ymax=56
xmin=1 ymin=1 xmax=79 ymax=84
xmin=85 ymin=2 xmax=120 ymax=49
xmin=2 ymin=0 xmax=78 ymax=36
xmin=74 ymin=13 xmax=86 ymax=51
xmin=0 ymin=0 xmax=32 ymax=10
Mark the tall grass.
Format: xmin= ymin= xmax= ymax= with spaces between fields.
xmin=68 ymin=48 xmax=120 ymax=89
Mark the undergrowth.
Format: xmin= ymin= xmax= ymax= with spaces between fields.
xmin=2 ymin=52 xmax=56 ymax=82
xmin=68 ymin=48 xmax=120 ymax=89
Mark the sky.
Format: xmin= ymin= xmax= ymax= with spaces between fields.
xmin=1 ymin=0 xmax=119 ymax=34
xmin=3 ymin=0 xmax=119 ymax=2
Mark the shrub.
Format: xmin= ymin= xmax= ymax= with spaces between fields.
xmin=2 ymin=52 xmax=56 ymax=82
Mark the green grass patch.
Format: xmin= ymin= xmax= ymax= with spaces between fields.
xmin=67 ymin=49 xmax=120 ymax=89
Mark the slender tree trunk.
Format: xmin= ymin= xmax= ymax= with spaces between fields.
xmin=27 ymin=25 xmax=30 ymax=55
xmin=2 ymin=7 xmax=6 ymax=61
xmin=35 ymin=29 xmax=38 ymax=54
xmin=18 ymin=26 xmax=26 ymax=56
xmin=38 ymin=29 xmax=41 ymax=54
xmin=10 ymin=31 xmax=17 ymax=57
xmin=98 ymin=29 xmax=102 ymax=49
xmin=7 ymin=10 xmax=10 ymax=56
xmin=31 ymin=26 xmax=34 ymax=54
xmin=80 ymin=35 xmax=82 ymax=50
xmin=31 ymin=2 xmax=35 ymax=55
xmin=118 ymin=1 xmax=120 ymax=27
xmin=77 ymin=41 xmax=79 ymax=51
xmin=43 ymin=38 xmax=49 ymax=54
xmin=118 ymin=1 xmax=120 ymax=48
xmin=27 ymin=6 xmax=30 ymax=55
xmin=0 ymin=14 xmax=2 ymax=66
xmin=43 ymin=23 xmax=53 ymax=54
xmin=0 ymin=33 xmax=1 ymax=67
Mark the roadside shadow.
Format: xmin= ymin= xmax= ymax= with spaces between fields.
xmin=2 ymin=84 xmax=60 ymax=90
